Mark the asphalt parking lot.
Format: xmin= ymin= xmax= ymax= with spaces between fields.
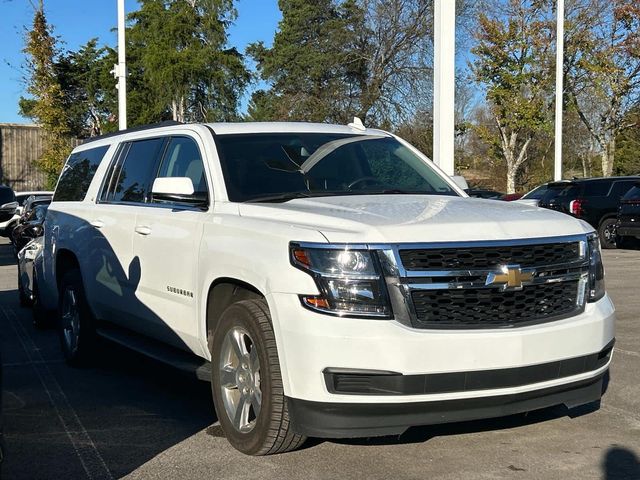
xmin=0 ymin=237 xmax=638 ymax=480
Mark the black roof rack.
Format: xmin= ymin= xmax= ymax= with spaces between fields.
xmin=81 ymin=120 xmax=184 ymax=145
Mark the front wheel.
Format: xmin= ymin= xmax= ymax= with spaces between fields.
xmin=598 ymin=218 xmax=618 ymax=249
xmin=210 ymin=299 xmax=306 ymax=455
xmin=57 ymin=269 xmax=96 ymax=365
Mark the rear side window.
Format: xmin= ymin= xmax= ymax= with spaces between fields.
xmin=54 ymin=146 xmax=110 ymax=202
xmin=582 ymin=182 xmax=610 ymax=197
xmin=622 ymin=185 xmax=640 ymax=201
xmin=104 ymin=138 xmax=165 ymax=204
xmin=609 ymin=180 xmax=636 ymax=199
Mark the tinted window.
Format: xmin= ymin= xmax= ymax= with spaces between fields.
xmin=156 ymin=137 xmax=207 ymax=195
xmin=107 ymin=138 xmax=165 ymax=203
xmin=53 ymin=146 xmax=110 ymax=202
xmin=216 ymin=134 xmax=456 ymax=202
xmin=0 ymin=186 xmax=15 ymax=205
xmin=522 ymin=184 xmax=548 ymax=200
xmin=583 ymin=181 xmax=610 ymax=197
xmin=622 ymin=185 xmax=640 ymax=201
xmin=609 ymin=180 xmax=637 ymax=199
xmin=540 ymin=184 xmax=579 ymax=203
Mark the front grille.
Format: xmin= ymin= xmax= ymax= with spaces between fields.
xmin=410 ymin=281 xmax=581 ymax=329
xmin=399 ymin=242 xmax=581 ymax=271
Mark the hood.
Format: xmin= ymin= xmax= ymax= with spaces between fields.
xmin=238 ymin=195 xmax=592 ymax=244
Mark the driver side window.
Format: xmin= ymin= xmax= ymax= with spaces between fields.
xmin=155 ymin=136 xmax=208 ymax=198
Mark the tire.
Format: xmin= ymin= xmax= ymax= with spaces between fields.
xmin=598 ymin=218 xmax=618 ymax=249
xmin=210 ymin=298 xmax=306 ymax=455
xmin=17 ymin=265 xmax=31 ymax=308
xmin=32 ymin=278 xmax=51 ymax=329
xmin=57 ymin=269 xmax=96 ymax=366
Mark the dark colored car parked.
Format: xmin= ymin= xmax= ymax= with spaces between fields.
xmin=538 ymin=176 xmax=640 ymax=249
xmin=465 ymin=188 xmax=505 ymax=199
xmin=616 ymin=182 xmax=640 ymax=248
xmin=0 ymin=185 xmax=17 ymax=223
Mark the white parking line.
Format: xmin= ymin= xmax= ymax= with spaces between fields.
xmin=1 ymin=306 xmax=114 ymax=480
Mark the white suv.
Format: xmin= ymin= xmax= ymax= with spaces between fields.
xmin=39 ymin=122 xmax=615 ymax=455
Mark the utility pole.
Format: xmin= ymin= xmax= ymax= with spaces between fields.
xmin=554 ymin=0 xmax=564 ymax=181
xmin=433 ymin=0 xmax=456 ymax=176
xmin=112 ymin=0 xmax=127 ymax=131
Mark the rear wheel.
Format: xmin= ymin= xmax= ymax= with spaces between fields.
xmin=32 ymin=278 xmax=51 ymax=329
xmin=210 ymin=298 xmax=306 ymax=455
xmin=17 ymin=265 xmax=31 ymax=308
xmin=57 ymin=269 xmax=96 ymax=365
xmin=598 ymin=218 xmax=618 ymax=249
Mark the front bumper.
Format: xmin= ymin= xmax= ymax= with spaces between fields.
xmin=287 ymin=372 xmax=606 ymax=438
xmin=268 ymin=292 xmax=616 ymax=405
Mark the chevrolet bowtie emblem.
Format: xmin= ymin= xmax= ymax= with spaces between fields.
xmin=485 ymin=265 xmax=534 ymax=290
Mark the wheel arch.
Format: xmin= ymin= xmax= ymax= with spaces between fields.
xmin=206 ymin=278 xmax=265 ymax=353
xmin=598 ymin=214 xmax=618 ymax=227
xmin=55 ymin=248 xmax=81 ymax=292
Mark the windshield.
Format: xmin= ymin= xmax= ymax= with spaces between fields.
xmin=215 ymin=133 xmax=457 ymax=202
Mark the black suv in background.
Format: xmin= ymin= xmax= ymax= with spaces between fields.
xmin=616 ymin=182 xmax=640 ymax=248
xmin=538 ymin=176 xmax=640 ymax=248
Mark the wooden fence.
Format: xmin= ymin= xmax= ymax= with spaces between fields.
xmin=0 ymin=123 xmax=48 ymax=191
xmin=0 ymin=123 xmax=81 ymax=192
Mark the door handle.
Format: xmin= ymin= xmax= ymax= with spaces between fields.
xmin=134 ymin=226 xmax=152 ymax=236
xmin=90 ymin=220 xmax=105 ymax=229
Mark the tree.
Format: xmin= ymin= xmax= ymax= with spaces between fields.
xmin=127 ymin=0 xmax=250 ymax=124
xmin=248 ymin=0 xmax=437 ymax=127
xmin=471 ymin=0 xmax=554 ymax=193
xmin=564 ymin=0 xmax=640 ymax=176
xmin=247 ymin=0 xmax=364 ymax=123
xmin=56 ymin=39 xmax=118 ymax=137
xmin=19 ymin=1 xmax=73 ymax=188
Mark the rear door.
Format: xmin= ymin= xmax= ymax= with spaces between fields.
xmin=86 ymin=137 xmax=167 ymax=326
xmin=131 ymin=134 xmax=211 ymax=354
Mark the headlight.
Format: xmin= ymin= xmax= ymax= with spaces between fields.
xmin=290 ymin=244 xmax=391 ymax=318
xmin=587 ymin=233 xmax=605 ymax=302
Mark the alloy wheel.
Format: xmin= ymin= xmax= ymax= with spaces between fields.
xmin=219 ymin=327 xmax=262 ymax=433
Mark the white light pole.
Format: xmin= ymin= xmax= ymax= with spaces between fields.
xmin=554 ymin=0 xmax=564 ymax=181
xmin=116 ymin=0 xmax=127 ymax=130
xmin=433 ymin=0 xmax=456 ymax=176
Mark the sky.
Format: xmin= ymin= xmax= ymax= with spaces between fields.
xmin=0 ymin=0 xmax=282 ymax=124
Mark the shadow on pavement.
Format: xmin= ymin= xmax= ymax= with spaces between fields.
xmin=603 ymin=446 xmax=640 ymax=480
xmin=0 ymin=239 xmax=217 ymax=479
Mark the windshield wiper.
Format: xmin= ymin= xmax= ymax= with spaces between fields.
xmin=246 ymin=192 xmax=314 ymax=203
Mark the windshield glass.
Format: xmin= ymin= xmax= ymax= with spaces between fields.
xmin=215 ymin=133 xmax=457 ymax=202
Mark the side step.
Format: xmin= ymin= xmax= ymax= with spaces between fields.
xmin=96 ymin=323 xmax=211 ymax=382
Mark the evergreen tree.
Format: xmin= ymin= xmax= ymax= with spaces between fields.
xmin=127 ymin=0 xmax=250 ymax=124
xmin=247 ymin=0 xmax=363 ymax=123
xmin=19 ymin=1 xmax=73 ymax=188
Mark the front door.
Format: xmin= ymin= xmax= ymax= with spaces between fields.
xmin=132 ymin=135 xmax=211 ymax=354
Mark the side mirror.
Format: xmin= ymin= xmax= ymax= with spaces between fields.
xmin=151 ymin=177 xmax=208 ymax=206
xmin=450 ymin=175 xmax=469 ymax=191
xmin=0 ymin=201 xmax=18 ymax=222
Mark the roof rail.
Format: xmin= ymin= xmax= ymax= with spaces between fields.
xmin=81 ymin=120 xmax=184 ymax=145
